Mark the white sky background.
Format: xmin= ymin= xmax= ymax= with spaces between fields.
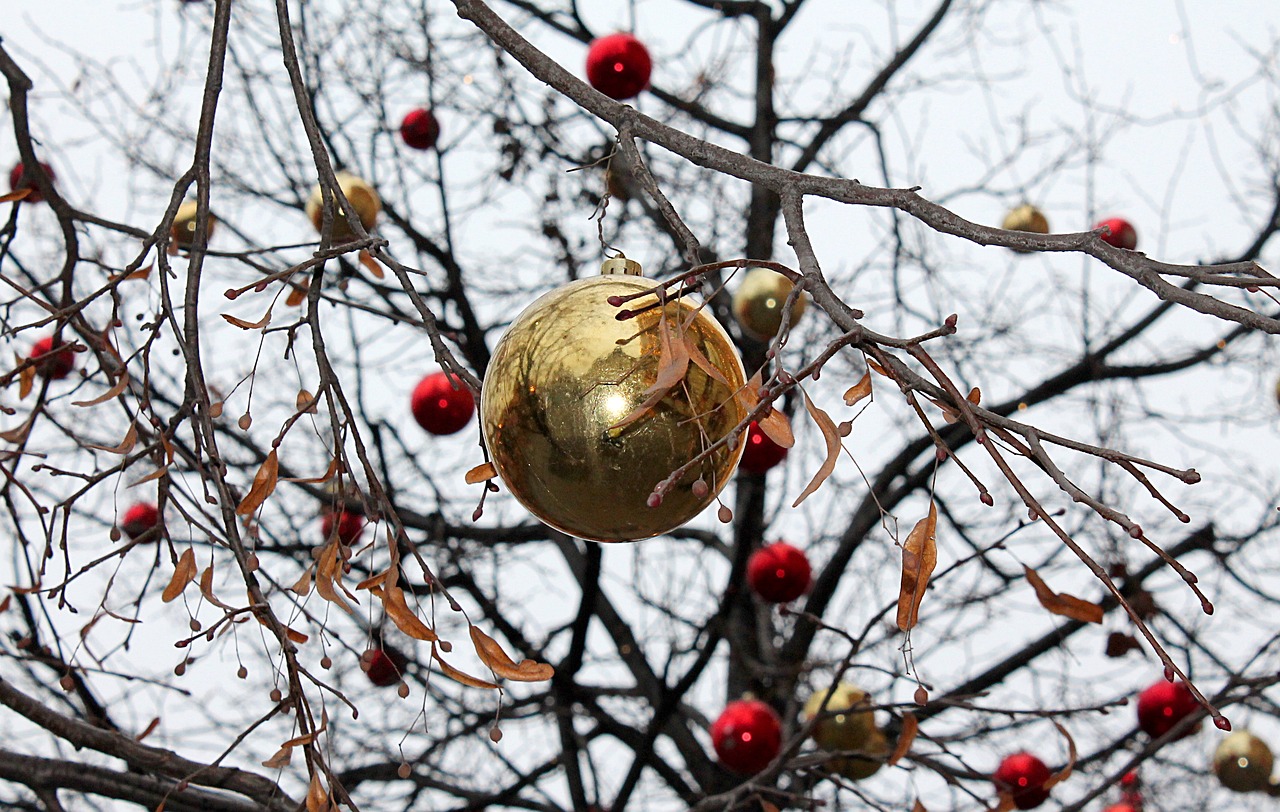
xmin=4 ymin=1 xmax=1280 ymax=810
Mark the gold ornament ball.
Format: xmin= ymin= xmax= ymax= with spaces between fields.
xmin=172 ymin=200 xmax=217 ymax=250
xmin=732 ymin=268 xmax=807 ymax=341
xmin=306 ymin=171 xmax=380 ymax=240
xmin=832 ymin=726 xmax=888 ymax=782
xmin=1002 ymin=204 xmax=1050 ymax=235
xmin=1214 ymin=731 xmax=1274 ymax=793
xmin=480 ymin=267 xmax=747 ymax=542
xmin=803 ymin=682 xmax=875 ymax=752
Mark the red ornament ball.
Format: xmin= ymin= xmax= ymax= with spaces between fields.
xmin=1136 ymin=679 xmax=1199 ymax=739
xmin=738 ymin=421 xmax=787 ymax=475
xmin=1104 ymin=805 xmax=1139 ymax=812
xmin=29 ymin=336 xmax=75 ymax=380
xmin=399 ymin=108 xmax=440 ymax=151
xmin=711 ymin=699 xmax=782 ymax=775
xmin=322 ymin=509 xmax=366 ymax=546
xmin=9 ymin=161 xmax=54 ymax=203
xmin=1095 ymin=217 xmax=1138 ymax=250
xmin=363 ymin=647 xmax=407 ymax=687
xmin=121 ymin=502 xmax=160 ymax=541
xmin=993 ymin=752 xmax=1052 ymax=810
xmin=747 ymin=542 xmax=812 ymax=603
xmin=411 ymin=372 xmax=475 ymax=435
xmin=585 ymin=33 xmax=652 ymax=101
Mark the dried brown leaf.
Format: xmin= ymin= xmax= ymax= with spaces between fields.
xmin=759 ymin=408 xmax=794 ymax=449
xmin=131 ymin=466 xmax=168 ymax=486
xmin=253 ymin=611 xmax=309 ymax=644
xmin=84 ymin=423 xmax=138 ymax=455
xmin=161 ymin=548 xmax=197 ymax=603
xmin=377 ymin=584 xmax=438 ymax=641
xmin=306 ymin=773 xmax=329 ymax=812
xmin=358 ymin=250 xmax=385 ymax=279
xmin=0 ymin=415 xmax=34 ymax=444
xmin=295 ymin=390 xmax=318 ymax=414
xmin=843 ymin=371 xmax=872 ymax=407
xmin=0 ymin=188 xmax=33 ymax=203
xmin=236 ymin=450 xmax=278 ymax=516
xmin=1024 ymin=565 xmax=1103 ymax=624
xmin=0 ymin=595 xmax=10 ymax=612
xmin=889 ymin=712 xmax=917 ymax=766
xmin=792 ymin=389 xmax=841 ymax=507
xmin=1105 ymin=631 xmax=1141 ymax=657
xmin=19 ymin=363 xmax=33 ymax=401
xmin=683 ymin=331 xmax=729 ymax=386
xmin=431 ymin=643 xmax=499 ymax=689
xmin=896 ymin=502 xmax=938 ymax=631
xmin=760 ymin=803 xmax=780 ymax=812
xmin=967 ymin=386 xmax=981 ymax=406
xmin=135 ymin=717 xmax=160 ymax=743
xmin=465 ymin=462 xmax=498 ymax=485
xmin=1042 ymin=720 xmax=1077 ymax=790
xmin=222 ymin=309 xmax=272 ymax=331
xmin=261 ymin=746 xmax=292 ymax=769
xmin=290 ymin=566 xmax=313 ymax=597
xmin=354 ymin=569 xmax=391 ymax=592
xmin=315 ymin=541 xmax=354 ymax=615
xmin=609 ymin=315 xmax=689 ymax=432
xmin=912 ymin=801 xmax=927 ymax=812
xmin=469 ymin=625 xmax=555 ymax=682
xmin=73 ymin=371 xmax=130 ymax=407
xmin=285 ymin=281 xmax=308 ymax=307
xmin=198 ymin=565 xmax=236 ymax=610
xmin=283 ymin=456 xmax=339 ymax=485
xmin=866 ymin=358 xmax=889 ymax=377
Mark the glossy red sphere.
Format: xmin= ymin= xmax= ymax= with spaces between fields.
xmin=711 ymin=699 xmax=782 ymax=775
xmin=738 ymin=421 xmax=787 ymax=475
xmin=1136 ymin=679 xmax=1199 ymax=739
xmin=585 ymin=34 xmax=652 ymax=101
xmin=9 ymin=161 xmax=54 ymax=203
xmin=363 ymin=647 xmax=407 ymax=687
xmin=747 ymin=542 xmax=811 ymax=603
xmin=121 ymin=502 xmax=160 ymax=541
xmin=993 ymin=752 xmax=1052 ymax=810
xmin=1104 ymin=804 xmax=1139 ymax=812
xmin=30 ymin=336 xmax=75 ymax=380
xmin=411 ymin=372 xmax=475 ymax=435
xmin=1095 ymin=217 xmax=1138 ymax=250
xmin=322 ymin=509 xmax=366 ymax=546
xmin=399 ymin=108 xmax=440 ymax=151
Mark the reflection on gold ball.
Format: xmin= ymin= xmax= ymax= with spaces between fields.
xmin=732 ymin=268 xmax=807 ymax=341
xmin=306 ymin=171 xmax=380 ymax=239
xmin=1214 ymin=731 xmax=1274 ymax=793
xmin=172 ymin=200 xmax=216 ymax=250
xmin=832 ymin=726 xmax=888 ymax=781
xmin=1002 ymin=204 xmax=1050 ymax=235
xmin=804 ymin=682 xmax=875 ymax=752
xmin=481 ymin=274 xmax=747 ymax=542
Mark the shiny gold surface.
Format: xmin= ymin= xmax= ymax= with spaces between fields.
xmin=1214 ymin=731 xmax=1274 ymax=793
xmin=171 ymin=200 xmax=217 ymax=250
xmin=831 ymin=727 xmax=887 ymax=781
xmin=732 ymin=267 xmax=807 ymax=341
xmin=804 ymin=683 xmax=875 ymax=752
xmin=480 ymin=275 xmax=747 ymax=542
xmin=1002 ymin=204 xmax=1050 ymax=235
xmin=305 ymin=171 xmax=381 ymax=239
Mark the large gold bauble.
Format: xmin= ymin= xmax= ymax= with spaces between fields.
xmin=172 ymin=200 xmax=217 ymax=250
xmin=1214 ymin=731 xmax=1274 ymax=793
xmin=305 ymin=171 xmax=380 ymax=240
xmin=1002 ymin=204 xmax=1050 ymax=235
xmin=732 ymin=268 xmax=807 ymax=341
xmin=803 ymin=682 xmax=875 ymax=752
xmin=480 ymin=270 xmax=747 ymax=542
xmin=831 ymin=726 xmax=888 ymax=782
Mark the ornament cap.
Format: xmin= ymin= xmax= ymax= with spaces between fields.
xmin=600 ymin=256 xmax=643 ymax=276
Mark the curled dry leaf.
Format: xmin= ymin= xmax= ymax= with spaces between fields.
xmin=683 ymin=329 xmax=729 ymax=386
xmin=84 ymin=423 xmax=138 ymax=455
xmin=135 ymin=717 xmax=160 ymax=743
xmin=1042 ymin=720 xmax=1077 ymax=790
xmin=760 ymin=803 xmax=781 ymax=812
xmin=222 ymin=309 xmax=272 ymax=331
xmin=358 ymin=250 xmax=386 ymax=279
xmin=131 ymin=466 xmax=169 ymax=486
xmin=1105 ymin=631 xmax=1141 ymax=657
xmin=889 ymin=712 xmax=918 ymax=766
xmin=262 ymin=746 xmax=292 ymax=769
xmin=431 ymin=642 xmax=499 ymax=690
xmin=912 ymin=801 xmax=928 ymax=812
xmin=732 ymin=370 xmax=794 ymax=448
xmin=866 ymin=357 xmax=889 ymax=377
xmin=376 ymin=584 xmax=438 ymax=642
xmin=286 ymin=280 xmax=308 ymax=307
xmin=792 ymin=389 xmax=841 ymax=508
xmin=198 ymin=565 xmax=236 ymax=611
xmin=469 ymin=625 xmax=555 ymax=682
xmin=354 ymin=569 xmax=391 ymax=592
xmin=73 ymin=371 xmax=130 ymax=407
xmin=290 ymin=566 xmax=313 ymax=596
xmin=315 ymin=540 xmax=354 ymax=615
xmin=1023 ymin=565 xmax=1103 ymax=624
xmin=0 ymin=188 xmax=33 ymax=203
xmin=161 ymin=548 xmax=197 ymax=603
xmin=306 ymin=773 xmax=330 ymax=812
xmin=465 ymin=462 xmax=498 ymax=485
xmin=236 ymin=450 xmax=279 ymax=516
xmin=967 ymin=386 xmax=981 ymax=406
xmin=253 ymin=610 xmax=309 ymax=644
xmin=19 ymin=363 xmax=34 ymax=401
xmin=610 ymin=315 xmax=690 ymax=432
xmin=0 ymin=414 xmax=35 ymax=444
xmin=296 ymin=389 xmax=319 ymax=414
xmin=843 ymin=370 xmax=872 ymax=407
xmin=283 ymin=456 xmax=339 ymax=485
xmin=896 ymin=502 xmax=938 ymax=631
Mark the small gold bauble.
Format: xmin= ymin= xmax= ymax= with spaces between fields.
xmin=732 ymin=268 xmax=807 ymax=341
xmin=480 ymin=268 xmax=747 ymax=542
xmin=172 ymin=200 xmax=217 ymax=250
xmin=832 ymin=726 xmax=887 ymax=781
xmin=803 ymin=682 xmax=875 ymax=752
xmin=1214 ymin=730 xmax=1274 ymax=793
xmin=306 ymin=171 xmax=380 ymax=240
xmin=1002 ymin=204 xmax=1050 ymax=235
